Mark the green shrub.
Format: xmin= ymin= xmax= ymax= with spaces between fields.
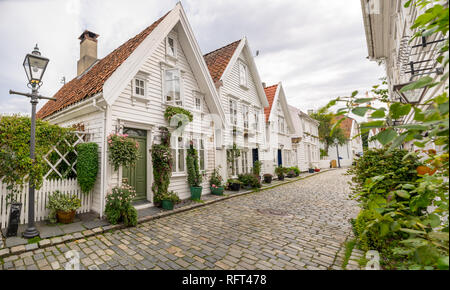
xmin=238 ymin=173 xmax=261 ymax=188
xmin=252 ymin=161 xmax=262 ymax=176
xmin=76 ymin=142 xmax=98 ymax=193
xmin=354 ymin=209 xmax=384 ymax=252
xmin=160 ymin=191 xmax=180 ymax=203
xmin=105 ymin=184 xmax=137 ymax=227
xmin=151 ymin=128 xmax=173 ymax=204
xmin=291 ymin=166 xmax=300 ymax=176
xmin=164 ymin=106 xmax=193 ymax=128
xmin=186 ymin=143 xmax=202 ymax=187
xmin=275 ymin=166 xmax=286 ymax=177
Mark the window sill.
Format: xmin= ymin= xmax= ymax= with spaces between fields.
xmin=171 ymin=173 xmax=187 ymax=178
xmin=239 ymin=84 xmax=249 ymax=90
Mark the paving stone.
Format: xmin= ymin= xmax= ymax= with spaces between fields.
xmin=25 ymin=243 xmax=39 ymax=251
xmin=60 ymin=222 xmax=86 ymax=235
xmin=82 ymin=219 xmax=110 ymax=230
xmin=10 ymin=245 xmax=26 ymax=254
xmin=36 ymin=224 xmax=64 ymax=239
xmin=5 ymin=236 xmax=28 ymax=248
xmin=39 ymin=239 xmax=51 ymax=247
xmin=0 ymin=248 xmax=10 ymax=257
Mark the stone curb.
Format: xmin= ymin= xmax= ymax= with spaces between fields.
xmin=0 ymin=168 xmax=336 ymax=260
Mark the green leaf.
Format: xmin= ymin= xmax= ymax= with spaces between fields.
xmin=351 ymin=90 xmax=358 ymax=97
xmin=400 ymin=228 xmax=426 ymax=235
xmin=352 ymin=107 xmax=371 ymax=117
xmin=360 ymin=120 xmax=385 ymax=129
xmin=437 ymin=256 xmax=449 ymax=270
xmin=395 ymin=190 xmax=410 ymax=199
xmin=393 ymin=124 xmax=428 ymax=130
xmin=370 ymin=109 xmax=386 ymax=119
xmin=380 ymin=222 xmax=390 ymax=237
xmin=376 ymin=128 xmax=398 ymax=145
xmin=354 ymin=98 xmax=373 ymax=104
xmin=400 ymin=76 xmax=433 ymax=92
xmin=388 ymin=133 xmax=407 ymax=152
xmin=428 ymin=232 xmax=449 ymax=241
xmin=390 ymin=103 xmax=412 ymax=119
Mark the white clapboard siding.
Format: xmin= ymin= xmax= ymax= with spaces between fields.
xmin=0 ymin=178 xmax=92 ymax=228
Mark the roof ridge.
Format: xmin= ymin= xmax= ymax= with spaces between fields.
xmin=203 ymin=39 xmax=241 ymax=57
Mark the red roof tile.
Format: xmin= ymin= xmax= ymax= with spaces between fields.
xmin=37 ymin=11 xmax=169 ymax=119
xmin=263 ymin=84 xmax=278 ymax=122
xmin=203 ymin=40 xmax=241 ymax=83
xmin=334 ymin=115 xmax=355 ymax=139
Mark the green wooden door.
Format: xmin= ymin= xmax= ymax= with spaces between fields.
xmin=122 ymin=128 xmax=147 ymax=201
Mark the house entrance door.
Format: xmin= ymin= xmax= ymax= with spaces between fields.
xmin=122 ymin=128 xmax=147 ymax=201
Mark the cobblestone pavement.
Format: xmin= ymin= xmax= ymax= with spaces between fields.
xmin=1 ymin=169 xmax=360 ymax=270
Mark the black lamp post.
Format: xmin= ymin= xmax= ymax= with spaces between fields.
xmin=9 ymin=44 xmax=54 ymax=238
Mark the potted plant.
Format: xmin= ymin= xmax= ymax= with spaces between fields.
xmin=286 ymin=169 xmax=296 ymax=178
xmin=238 ymin=173 xmax=261 ymax=189
xmin=263 ymin=173 xmax=273 ymax=184
xmin=314 ymin=168 xmax=321 ymax=172
xmin=275 ymin=166 xmax=285 ymax=181
xmin=160 ymin=191 xmax=180 ymax=210
xmin=227 ymin=179 xmax=242 ymax=191
xmin=47 ymin=190 xmax=81 ymax=224
xmin=292 ymin=166 xmax=300 ymax=177
xmin=308 ymin=163 xmax=315 ymax=173
xmin=186 ymin=142 xmax=203 ymax=200
xmin=252 ymin=160 xmax=262 ymax=181
xmin=105 ymin=185 xmax=138 ymax=227
xmin=210 ymin=167 xmax=224 ymax=195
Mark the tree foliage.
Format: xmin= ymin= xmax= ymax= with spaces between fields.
xmin=309 ymin=109 xmax=347 ymax=152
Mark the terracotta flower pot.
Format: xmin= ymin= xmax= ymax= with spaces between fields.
xmin=57 ymin=210 xmax=76 ymax=224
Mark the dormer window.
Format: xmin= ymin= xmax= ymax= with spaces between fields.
xmin=131 ymin=72 xmax=150 ymax=108
xmin=239 ymin=61 xmax=247 ymax=87
xmin=166 ymin=36 xmax=177 ymax=58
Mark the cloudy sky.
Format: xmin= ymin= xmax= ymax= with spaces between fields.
xmin=0 ymin=0 xmax=385 ymax=115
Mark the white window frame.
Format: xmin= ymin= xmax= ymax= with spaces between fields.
xmin=171 ymin=137 xmax=186 ymax=174
xmin=242 ymin=104 xmax=249 ymax=129
xmin=239 ymin=61 xmax=248 ymax=88
xmin=166 ymin=36 xmax=177 ymax=58
xmin=229 ymin=98 xmax=238 ymax=126
xmin=242 ymin=151 xmax=248 ymax=173
xmin=194 ymin=95 xmax=202 ymax=112
xmin=278 ymin=116 xmax=285 ymax=134
xmin=194 ymin=138 xmax=206 ymax=171
xmin=132 ymin=76 xmax=147 ymax=99
xmin=163 ymin=68 xmax=183 ymax=106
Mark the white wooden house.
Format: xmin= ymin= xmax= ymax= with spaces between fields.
xmin=262 ymin=82 xmax=296 ymax=175
xmin=288 ymin=106 xmax=320 ymax=171
xmin=37 ymin=3 xmax=226 ymax=216
xmin=203 ymin=38 xmax=269 ymax=180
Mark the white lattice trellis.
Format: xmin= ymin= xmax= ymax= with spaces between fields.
xmin=43 ymin=131 xmax=92 ymax=179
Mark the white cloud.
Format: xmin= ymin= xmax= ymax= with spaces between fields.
xmin=0 ymin=0 xmax=385 ymax=116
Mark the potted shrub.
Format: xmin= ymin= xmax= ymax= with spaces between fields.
xmin=227 ymin=179 xmax=242 ymax=191
xmin=47 ymin=190 xmax=81 ymax=224
xmin=238 ymin=173 xmax=261 ymax=189
xmin=286 ymin=169 xmax=296 ymax=178
xmin=160 ymin=191 xmax=180 ymax=210
xmin=275 ymin=166 xmax=285 ymax=181
xmin=252 ymin=160 xmax=262 ymax=182
xmin=104 ymin=184 xmax=138 ymax=227
xmin=263 ymin=173 xmax=273 ymax=184
xmin=210 ymin=167 xmax=224 ymax=195
xmin=292 ymin=166 xmax=300 ymax=177
xmin=186 ymin=142 xmax=203 ymax=200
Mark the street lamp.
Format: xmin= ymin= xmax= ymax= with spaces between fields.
xmin=9 ymin=44 xmax=54 ymax=239
xmin=393 ymin=82 xmax=427 ymax=104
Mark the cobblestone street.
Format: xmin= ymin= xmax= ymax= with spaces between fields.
xmin=1 ymin=169 xmax=360 ymax=270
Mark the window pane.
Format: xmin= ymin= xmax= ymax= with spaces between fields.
xmin=171 ymin=149 xmax=176 ymax=172
xmin=165 ymin=70 xmax=180 ymax=103
xmin=200 ymin=149 xmax=205 ymax=170
xmin=178 ymin=149 xmax=184 ymax=172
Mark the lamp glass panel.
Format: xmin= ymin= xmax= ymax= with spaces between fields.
xmin=403 ymin=89 xmax=421 ymax=103
xmin=23 ymin=57 xmax=32 ymax=83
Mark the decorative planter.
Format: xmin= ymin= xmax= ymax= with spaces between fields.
xmin=277 ymin=175 xmax=285 ymax=181
xmin=263 ymin=175 xmax=272 ymax=184
xmin=229 ymin=183 xmax=241 ymax=191
xmin=57 ymin=210 xmax=76 ymax=224
xmin=210 ymin=186 xmax=224 ymax=196
xmin=287 ymin=172 xmax=295 ymax=178
xmin=162 ymin=200 xmax=174 ymax=210
xmin=308 ymin=168 xmax=315 ymax=173
xmin=190 ymin=186 xmax=202 ymax=200
xmin=314 ymin=168 xmax=320 ymax=172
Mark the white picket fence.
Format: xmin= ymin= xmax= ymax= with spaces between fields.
xmin=0 ymin=178 xmax=92 ymax=228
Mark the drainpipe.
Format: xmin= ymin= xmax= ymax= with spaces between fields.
xmin=92 ymin=97 xmax=107 ymax=218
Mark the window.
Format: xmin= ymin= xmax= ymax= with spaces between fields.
xmin=239 ymin=61 xmax=247 ymax=87
xmin=242 ymin=105 xmax=249 ymax=129
xmin=166 ymin=36 xmax=176 ymax=57
xmin=195 ymin=96 xmax=202 ymax=111
xmin=229 ymin=99 xmax=237 ymax=126
xmin=254 ymin=111 xmax=259 ymax=131
xmin=172 ymin=137 xmax=185 ymax=173
xmin=242 ymin=151 xmax=248 ymax=173
xmin=278 ymin=117 xmax=285 ymax=133
xmin=199 ymin=139 xmax=205 ymax=171
xmin=164 ymin=69 xmax=182 ymax=105
xmin=134 ymin=78 xmax=145 ymax=97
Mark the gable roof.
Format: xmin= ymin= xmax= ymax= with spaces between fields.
xmin=37 ymin=11 xmax=169 ymax=119
xmin=334 ymin=115 xmax=356 ymax=139
xmin=203 ymin=40 xmax=240 ymax=83
xmin=203 ymin=38 xmax=269 ymax=108
xmin=288 ymin=105 xmax=302 ymax=136
xmin=263 ymin=84 xmax=278 ymax=122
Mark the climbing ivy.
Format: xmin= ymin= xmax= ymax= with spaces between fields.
xmin=151 ymin=127 xmax=173 ymax=204
xmin=76 ymin=142 xmax=99 ymax=194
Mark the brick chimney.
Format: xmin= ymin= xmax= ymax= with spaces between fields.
xmin=77 ymin=30 xmax=99 ymax=75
